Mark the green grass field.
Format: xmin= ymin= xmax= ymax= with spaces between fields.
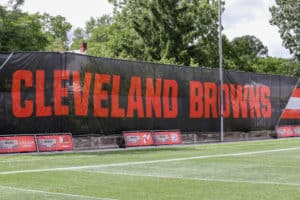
xmin=0 ymin=138 xmax=300 ymax=200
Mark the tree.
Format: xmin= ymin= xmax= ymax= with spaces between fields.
xmin=270 ymin=0 xmax=300 ymax=60
xmin=0 ymin=1 xmax=72 ymax=52
xmin=81 ymin=0 xmax=291 ymax=75
xmin=85 ymin=15 xmax=113 ymax=35
xmin=231 ymin=35 xmax=268 ymax=58
xmin=86 ymin=14 xmax=145 ymax=60
xmin=41 ymin=14 xmax=72 ymax=51
xmin=101 ymin=0 xmax=220 ymax=66
xmin=254 ymin=57 xmax=300 ymax=76
xmin=1 ymin=0 xmax=24 ymax=10
xmin=0 ymin=5 xmax=49 ymax=51
xmin=225 ymin=35 xmax=268 ymax=72
xmin=70 ymin=27 xmax=86 ymax=50
xmin=107 ymin=0 xmax=128 ymax=13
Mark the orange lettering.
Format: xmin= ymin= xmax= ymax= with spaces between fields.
xmin=204 ymin=82 xmax=217 ymax=118
xmin=249 ymin=85 xmax=261 ymax=118
xmin=36 ymin=70 xmax=52 ymax=117
xmin=145 ymin=78 xmax=162 ymax=118
xmin=230 ymin=84 xmax=248 ymax=118
xmin=222 ymin=84 xmax=230 ymax=118
xmin=260 ymin=86 xmax=271 ymax=118
xmin=93 ymin=74 xmax=110 ymax=117
xmin=189 ymin=81 xmax=203 ymax=118
xmin=163 ymin=80 xmax=178 ymax=118
xmin=12 ymin=70 xmax=33 ymax=117
xmin=54 ymin=70 xmax=70 ymax=116
xmin=73 ymin=71 xmax=92 ymax=116
xmin=127 ymin=77 xmax=144 ymax=118
xmin=111 ymin=75 xmax=125 ymax=118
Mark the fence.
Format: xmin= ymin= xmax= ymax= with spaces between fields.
xmin=0 ymin=52 xmax=298 ymax=135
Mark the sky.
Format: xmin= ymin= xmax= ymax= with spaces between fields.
xmin=222 ymin=0 xmax=291 ymax=58
xmin=1 ymin=0 xmax=292 ymax=58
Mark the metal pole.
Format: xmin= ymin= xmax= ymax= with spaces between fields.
xmin=218 ymin=0 xmax=224 ymax=142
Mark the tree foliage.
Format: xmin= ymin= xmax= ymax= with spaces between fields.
xmin=0 ymin=1 xmax=72 ymax=51
xmin=87 ymin=0 xmax=220 ymax=67
xmin=131 ymin=0 xmax=220 ymax=66
xmin=270 ymin=0 xmax=300 ymax=60
xmin=85 ymin=15 xmax=113 ymax=35
xmin=107 ymin=0 xmax=128 ymax=13
xmin=86 ymin=13 xmax=146 ymax=60
xmin=1 ymin=0 xmax=24 ymax=10
xmin=254 ymin=57 xmax=300 ymax=76
xmin=1 ymin=0 xmax=298 ymax=76
xmin=87 ymin=1 xmax=270 ymax=72
xmin=224 ymin=35 xmax=268 ymax=72
xmin=70 ymin=27 xmax=86 ymax=50
xmin=0 ymin=5 xmax=48 ymax=51
xmin=41 ymin=13 xmax=72 ymax=51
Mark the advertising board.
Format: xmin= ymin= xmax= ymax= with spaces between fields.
xmin=123 ymin=131 xmax=153 ymax=147
xmin=0 ymin=136 xmax=36 ymax=153
xmin=37 ymin=134 xmax=73 ymax=152
xmin=153 ymin=130 xmax=182 ymax=145
xmin=292 ymin=126 xmax=300 ymax=137
xmin=275 ymin=126 xmax=294 ymax=138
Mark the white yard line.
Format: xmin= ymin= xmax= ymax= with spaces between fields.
xmin=1 ymin=147 xmax=300 ymax=175
xmin=0 ymin=155 xmax=99 ymax=163
xmin=0 ymin=185 xmax=118 ymax=200
xmin=83 ymin=170 xmax=300 ymax=187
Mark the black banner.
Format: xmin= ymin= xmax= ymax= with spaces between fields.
xmin=0 ymin=52 xmax=298 ymax=135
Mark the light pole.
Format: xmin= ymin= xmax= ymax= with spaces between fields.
xmin=218 ymin=0 xmax=224 ymax=142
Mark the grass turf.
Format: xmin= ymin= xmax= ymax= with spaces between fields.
xmin=0 ymin=138 xmax=300 ymax=200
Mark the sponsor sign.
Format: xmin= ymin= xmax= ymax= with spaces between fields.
xmin=292 ymin=126 xmax=300 ymax=137
xmin=0 ymin=136 xmax=36 ymax=153
xmin=37 ymin=134 xmax=73 ymax=152
xmin=153 ymin=130 xmax=182 ymax=145
xmin=123 ymin=131 xmax=154 ymax=147
xmin=275 ymin=126 xmax=294 ymax=138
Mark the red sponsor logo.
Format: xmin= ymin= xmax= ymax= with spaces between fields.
xmin=275 ymin=126 xmax=294 ymax=138
xmin=123 ymin=131 xmax=154 ymax=147
xmin=292 ymin=126 xmax=300 ymax=137
xmin=0 ymin=136 xmax=36 ymax=153
xmin=153 ymin=130 xmax=181 ymax=145
xmin=37 ymin=134 xmax=73 ymax=152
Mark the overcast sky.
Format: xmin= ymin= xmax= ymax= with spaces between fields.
xmin=222 ymin=0 xmax=291 ymax=58
xmin=1 ymin=0 xmax=292 ymax=58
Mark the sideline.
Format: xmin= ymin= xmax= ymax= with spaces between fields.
xmin=0 ymin=155 xmax=99 ymax=163
xmin=1 ymin=147 xmax=300 ymax=175
xmin=1 ymin=137 xmax=297 ymax=157
xmin=0 ymin=185 xmax=118 ymax=200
